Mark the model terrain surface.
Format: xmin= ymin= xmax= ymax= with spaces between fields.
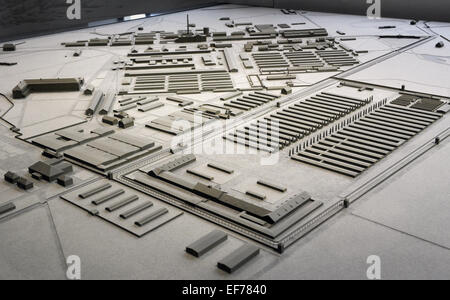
xmin=0 ymin=4 xmax=449 ymax=279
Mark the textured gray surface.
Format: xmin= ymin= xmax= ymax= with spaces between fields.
xmin=4 ymin=0 xmax=449 ymax=42
xmin=0 ymin=0 xmax=216 ymax=41
xmin=0 ymin=205 xmax=66 ymax=280
xmin=346 ymin=35 xmax=450 ymax=97
xmin=47 ymin=198 xmax=277 ymax=280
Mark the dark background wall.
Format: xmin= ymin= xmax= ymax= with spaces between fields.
xmin=1 ymin=0 xmax=449 ymax=42
xmin=228 ymin=0 xmax=450 ymax=22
